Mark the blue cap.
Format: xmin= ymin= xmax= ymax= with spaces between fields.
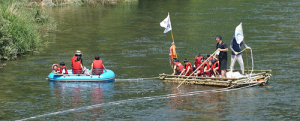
xmin=214 ymin=35 xmax=222 ymax=40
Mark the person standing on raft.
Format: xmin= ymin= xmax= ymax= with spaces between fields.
xmin=215 ymin=35 xmax=228 ymax=78
xmin=171 ymin=58 xmax=184 ymax=75
xmin=169 ymin=42 xmax=177 ymax=68
xmin=229 ymin=36 xmax=250 ymax=74
xmin=89 ymin=55 xmax=107 ymax=75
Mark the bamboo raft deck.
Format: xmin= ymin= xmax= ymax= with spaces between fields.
xmin=159 ymin=70 xmax=272 ymax=88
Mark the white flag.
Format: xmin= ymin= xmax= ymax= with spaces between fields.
xmin=160 ymin=13 xmax=172 ymax=33
xmin=234 ymin=22 xmax=244 ymax=44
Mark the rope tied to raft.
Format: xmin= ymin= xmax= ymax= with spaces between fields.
xmin=115 ymin=77 xmax=159 ymax=81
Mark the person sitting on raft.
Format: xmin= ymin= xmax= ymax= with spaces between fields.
xmin=171 ymin=58 xmax=184 ymax=75
xmin=195 ymin=56 xmax=207 ymax=76
xmin=52 ymin=64 xmax=60 ymax=74
xmin=194 ymin=53 xmax=203 ymax=69
xmin=59 ymin=62 xmax=68 ymax=74
xmin=207 ymin=54 xmax=213 ymax=61
xmin=203 ymin=60 xmax=213 ymax=77
xmin=211 ymin=59 xmax=221 ymax=77
xmin=89 ymin=55 xmax=107 ymax=75
xmin=183 ymin=59 xmax=193 ymax=76
xmin=72 ymin=50 xmax=83 ymax=68
xmin=72 ymin=56 xmax=83 ymax=74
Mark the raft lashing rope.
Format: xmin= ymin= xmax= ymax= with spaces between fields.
xmin=17 ymin=81 xmax=264 ymax=121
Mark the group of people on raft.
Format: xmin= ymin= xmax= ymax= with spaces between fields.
xmin=170 ymin=35 xmax=251 ymax=78
xmin=51 ymin=50 xmax=107 ymax=75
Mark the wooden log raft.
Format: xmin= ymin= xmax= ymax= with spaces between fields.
xmin=159 ymin=70 xmax=272 ymax=87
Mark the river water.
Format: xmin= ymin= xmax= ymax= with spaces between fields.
xmin=1 ymin=0 xmax=300 ymax=120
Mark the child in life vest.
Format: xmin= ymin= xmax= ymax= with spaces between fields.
xmin=52 ymin=64 xmax=60 ymax=74
xmin=60 ymin=62 xmax=68 ymax=74
xmin=172 ymin=58 xmax=184 ymax=75
xmin=203 ymin=60 xmax=213 ymax=77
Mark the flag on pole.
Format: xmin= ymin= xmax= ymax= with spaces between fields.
xmin=160 ymin=13 xmax=172 ymax=33
xmin=234 ymin=22 xmax=244 ymax=44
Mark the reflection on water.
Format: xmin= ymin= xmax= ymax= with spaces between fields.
xmin=49 ymin=82 xmax=114 ymax=120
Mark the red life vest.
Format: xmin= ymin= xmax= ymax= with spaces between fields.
xmin=72 ymin=56 xmax=77 ymax=69
xmin=55 ymin=67 xmax=61 ymax=73
xmin=208 ymin=56 xmax=213 ymax=61
xmin=174 ymin=62 xmax=184 ymax=75
xmin=93 ymin=59 xmax=103 ymax=75
xmin=60 ymin=66 xmax=68 ymax=74
xmin=185 ymin=62 xmax=193 ymax=76
xmin=72 ymin=60 xmax=82 ymax=74
xmin=203 ymin=63 xmax=211 ymax=76
xmin=194 ymin=56 xmax=203 ymax=68
xmin=211 ymin=61 xmax=221 ymax=73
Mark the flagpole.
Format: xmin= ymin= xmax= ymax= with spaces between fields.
xmin=168 ymin=12 xmax=177 ymax=58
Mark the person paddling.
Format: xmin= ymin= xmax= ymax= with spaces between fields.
xmin=171 ymin=58 xmax=184 ymax=75
xmin=215 ymin=35 xmax=228 ymax=78
xmin=183 ymin=59 xmax=193 ymax=76
xmin=89 ymin=55 xmax=107 ymax=75
xmin=60 ymin=62 xmax=68 ymax=74
xmin=229 ymin=36 xmax=250 ymax=74
xmin=72 ymin=50 xmax=83 ymax=68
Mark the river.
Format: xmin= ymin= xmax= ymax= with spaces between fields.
xmin=1 ymin=0 xmax=300 ymax=120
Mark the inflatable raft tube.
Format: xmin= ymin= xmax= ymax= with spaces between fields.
xmin=48 ymin=69 xmax=115 ymax=82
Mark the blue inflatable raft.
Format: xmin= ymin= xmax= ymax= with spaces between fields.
xmin=48 ymin=69 xmax=115 ymax=82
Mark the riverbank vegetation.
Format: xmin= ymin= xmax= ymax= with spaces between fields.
xmin=0 ymin=0 xmax=56 ymax=60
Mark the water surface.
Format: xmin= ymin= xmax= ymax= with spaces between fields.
xmin=1 ymin=0 xmax=300 ymax=120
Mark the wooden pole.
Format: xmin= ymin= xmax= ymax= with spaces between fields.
xmin=246 ymin=49 xmax=249 ymax=74
xmin=177 ymin=50 xmax=218 ymax=88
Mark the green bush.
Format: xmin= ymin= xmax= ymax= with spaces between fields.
xmin=0 ymin=0 xmax=55 ymax=60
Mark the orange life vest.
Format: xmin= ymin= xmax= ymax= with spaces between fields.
xmin=93 ymin=60 xmax=103 ymax=75
xmin=185 ymin=62 xmax=193 ymax=76
xmin=72 ymin=60 xmax=82 ymax=74
xmin=194 ymin=56 xmax=203 ymax=68
xmin=175 ymin=62 xmax=184 ymax=75
xmin=60 ymin=66 xmax=68 ymax=74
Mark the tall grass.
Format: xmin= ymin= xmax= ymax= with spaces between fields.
xmin=0 ymin=0 xmax=56 ymax=60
